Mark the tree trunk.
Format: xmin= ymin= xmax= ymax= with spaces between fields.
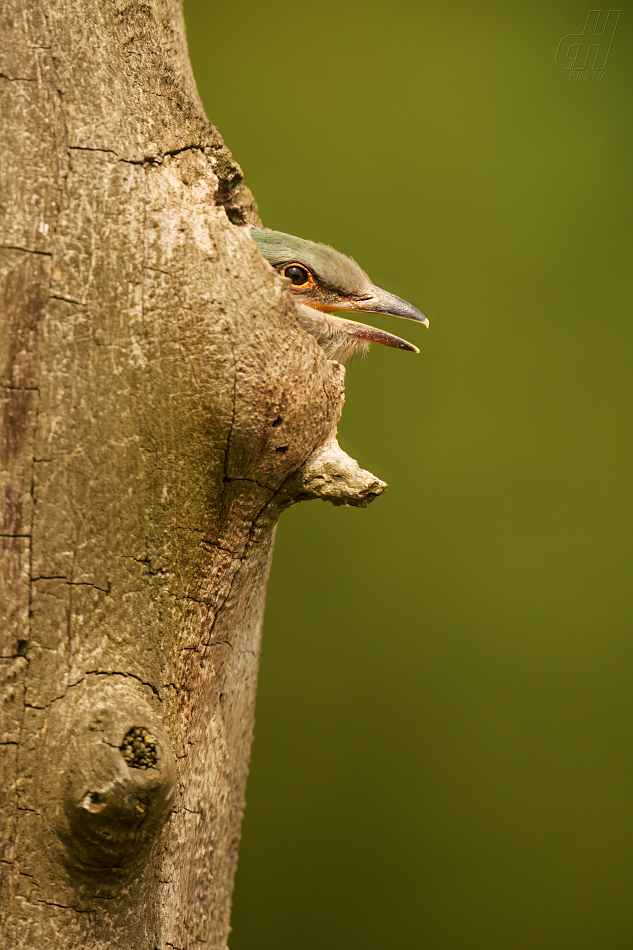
xmin=0 ymin=1 xmax=385 ymax=947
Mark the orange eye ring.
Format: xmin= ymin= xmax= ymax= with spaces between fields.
xmin=280 ymin=263 xmax=315 ymax=290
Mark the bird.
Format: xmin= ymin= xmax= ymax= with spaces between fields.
xmin=250 ymin=229 xmax=428 ymax=363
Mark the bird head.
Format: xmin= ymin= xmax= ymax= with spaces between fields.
xmin=251 ymin=229 xmax=428 ymax=363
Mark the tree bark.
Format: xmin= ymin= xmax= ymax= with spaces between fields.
xmin=0 ymin=1 xmax=385 ymax=947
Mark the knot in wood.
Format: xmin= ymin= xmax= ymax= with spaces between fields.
xmin=44 ymin=680 xmax=178 ymax=876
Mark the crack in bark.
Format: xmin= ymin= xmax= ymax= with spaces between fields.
xmin=219 ymin=325 xmax=238 ymax=512
xmin=0 ymin=244 xmax=52 ymax=257
xmin=144 ymin=264 xmax=175 ymax=278
xmin=82 ymin=669 xmax=162 ymax=700
xmin=200 ymin=638 xmax=232 ymax=651
xmin=120 ymin=555 xmax=170 ymax=578
xmin=47 ymin=292 xmax=82 ymax=305
xmin=68 ymin=143 xmax=204 ymax=168
xmin=31 ymin=576 xmax=111 ymax=594
xmin=32 ymin=898 xmax=90 ymax=915
xmin=201 ymin=540 xmax=237 ymax=557
xmin=0 ymin=73 xmax=37 ymax=83
xmin=24 ymin=668 xmax=162 ymax=711
xmin=224 ymin=474 xmax=275 ymax=493
xmin=66 ymin=548 xmax=77 ymax=678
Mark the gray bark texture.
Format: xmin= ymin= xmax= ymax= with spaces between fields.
xmin=0 ymin=1 xmax=386 ymax=947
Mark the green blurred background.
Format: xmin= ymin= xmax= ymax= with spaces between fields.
xmin=184 ymin=2 xmax=632 ymax=946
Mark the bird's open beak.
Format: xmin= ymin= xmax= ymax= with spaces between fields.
xmin=314 ymin=285 xmax=428 ymax=355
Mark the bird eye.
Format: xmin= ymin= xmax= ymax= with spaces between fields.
xmin=282 ymin=264 xmax=311 ymax=287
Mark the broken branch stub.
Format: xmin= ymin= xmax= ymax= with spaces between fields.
xmin=288 ymin=432 xmax=388 ymax=508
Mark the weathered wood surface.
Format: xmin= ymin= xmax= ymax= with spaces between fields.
xmin=0 ymin=1 xmax=385 ymax=947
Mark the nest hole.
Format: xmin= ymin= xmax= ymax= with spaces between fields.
xmin=120 ymin=726 xmax=158 ymax=770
